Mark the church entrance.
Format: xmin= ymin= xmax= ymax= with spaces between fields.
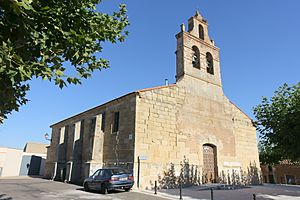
xmin=202 ymin=144 xmax=217 ymax=183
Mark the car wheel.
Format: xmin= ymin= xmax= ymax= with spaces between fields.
xmin=100 ymin=184 xmax=108 ymax=194
xmin=84 ymin=183 xmax=90 ymax=192
xmin=124 ymin=187 xmax=131 ymax=192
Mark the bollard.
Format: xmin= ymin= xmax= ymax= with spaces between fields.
xmin=154 ymin=181 xmax=157 ymax=194
xmin=179 ymin=181 xmax=183 ymax=200
xmin=253 ymin=194 xmax=256 ymax=200
xmin=210 ymin=188 xmax=214 ymax=200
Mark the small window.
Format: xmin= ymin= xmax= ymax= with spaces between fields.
xmin=103 ymin=170 xmax=111 ymax=177
xmin=192 ymin=46 xmax=200 ymax=69
xmin=101 ymin=112 xmax=106 ymax=132
xmin=90 ymin=117 xmax=96 ymax=136
xmin=113 ymin=112 xmax=120 ymax=132
xmin=74 ymin=123 xmax=80 ymax=141
xmin=206 ymin=52 xmax=214 ymax=75
xmin=111 ymin=168 xmax=129 ymax=175
xmin=199 ymin=24 xmax=204 ymax=40
xmin=92 ymin=169 xmax=100 ymax=177
xmin=59 ymin=128 xmax=64 ymax=144
xmin=80 ymin=119 xmax=85 ymax=137
xmin=93 ymin=169 xmax=104 ymax=180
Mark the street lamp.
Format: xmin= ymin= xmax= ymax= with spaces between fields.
xmin=44 ymin=133 xmax=51 ymax=142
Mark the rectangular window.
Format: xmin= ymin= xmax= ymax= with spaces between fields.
xmin=80 ymin=119 xmax=85 ymax=138
xmin=101 ymin=112 xmax=106 ymax=132
xmin=90 ymin=117 xmax=96 ymax=136
xmin=74 ymin=122 xmax=80 ymax=141
xmin=59 ymin=127 xmax=65 ymax=144
xmin=88 ymin=117 xmax=96 ymax=157
xmin=113 ymin=112 xmax=120 ymax=133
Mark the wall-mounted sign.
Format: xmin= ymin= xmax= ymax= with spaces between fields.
xmin=139 ymin=155 xmax=147 ymax=160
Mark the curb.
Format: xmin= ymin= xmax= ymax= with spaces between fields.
xmin=132 ymin=189 xmax=177 ymax=200
xmin=133 ymin=189 xmax=199 ymax=200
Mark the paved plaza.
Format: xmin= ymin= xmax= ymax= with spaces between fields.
xmin=0 ymin=177 xmax=169 ymax=200
xmin=1 ymin=177 xmax=300 ymax=200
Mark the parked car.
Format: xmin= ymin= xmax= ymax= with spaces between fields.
xmin=83 ymin=167 xmax=134 ymax=194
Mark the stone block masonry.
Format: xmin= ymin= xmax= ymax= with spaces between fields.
xmin=45 ymin=11 xmax=260 ymax=189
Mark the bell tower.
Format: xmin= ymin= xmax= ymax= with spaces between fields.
xmin=176 ymin=12 xmax=222 ymax=88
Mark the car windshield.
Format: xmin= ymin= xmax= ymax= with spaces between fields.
xmin=92 ymin=170 xmax=100 ymax=177
xmin=111 ymin=169 xmax=130 ymax=175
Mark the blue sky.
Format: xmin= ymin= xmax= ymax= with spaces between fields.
xmin=1 ymin=0 xmax=300 ymax=149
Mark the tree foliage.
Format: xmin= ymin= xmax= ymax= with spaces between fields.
xmin=0 ymin=0 xmax=129 ymax=122
xmin=257 ymin=141 xmax=282 ymax=165
xmin=254 ymin=83 xmax=300 ymax=164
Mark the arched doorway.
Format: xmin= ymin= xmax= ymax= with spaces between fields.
xmin=202 ymin=144 xmax=218 ymax=183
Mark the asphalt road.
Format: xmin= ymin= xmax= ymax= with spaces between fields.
xmin=0 ymin=177 xmax=171 ymax=200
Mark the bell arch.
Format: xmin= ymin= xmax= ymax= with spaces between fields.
xmin=192 ymin=46 xmax=200 ymax=69
xmin=206 ymin=52 xmax=214 ymax=75
xmin=199 ymin=24 xmax=204 ymax=40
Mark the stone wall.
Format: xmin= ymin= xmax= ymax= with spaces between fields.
xmin=45 ymin=93 xmax=136 ymax=184
xmin=134 ymin=78 xmax=259 ymax=189
xmin=261 ymin=164 xmax=300 ymax=184
xmin=135 ymin=85 xmax=181 ymax=189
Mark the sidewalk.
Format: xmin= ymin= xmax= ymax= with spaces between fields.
xmin=136 ymin=184 xmax=300 ymax=200
xmin=136 ymin=188 xmax=196 ymax=200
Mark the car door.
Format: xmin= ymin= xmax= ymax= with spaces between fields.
xmin=89 ymin=169 xmax=100 ymax=190
xmin=93 ymin=169 xmax=105 ymax=190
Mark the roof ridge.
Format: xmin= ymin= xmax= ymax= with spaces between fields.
xmin=137 ymin=84 xmax=176 ymax=93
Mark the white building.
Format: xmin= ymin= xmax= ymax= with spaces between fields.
xmin=0 ymin=142 xmax=47 ymax=177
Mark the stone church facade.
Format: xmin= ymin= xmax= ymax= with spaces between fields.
xmin=45 ymin=12 xmax=260 ymax=188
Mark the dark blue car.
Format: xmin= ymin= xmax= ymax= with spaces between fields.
xmin=83 ymin=167 xmax=134 ymax=194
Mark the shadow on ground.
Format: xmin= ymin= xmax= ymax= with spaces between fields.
xmin=76 ymin=187 xmax=128 ymax=194
xmin=0 ymin=194 xmax=12 ymax=200
xmin=197 ymin=184 xmax=251 ymax=190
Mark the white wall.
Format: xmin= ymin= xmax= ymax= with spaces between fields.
xmin=0 ymin=148 xmax=47 ymax=177
xmin=0 ymin=147 xmax=23 ymax=177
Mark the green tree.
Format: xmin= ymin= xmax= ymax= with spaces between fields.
xmin=257 ymin=141 xmax=281 ymax=165
xmin=0 ymin=0 xmax=129 ymax=122
xmin=253 ymin=83 xmax=300 ymax=163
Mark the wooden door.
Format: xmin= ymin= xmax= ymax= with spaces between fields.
xmin=203 ymin=144 xmax=217 ymax=183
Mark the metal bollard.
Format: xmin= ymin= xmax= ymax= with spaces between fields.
xmin=210 ymin=188 xmax=214 ymax=200
xmin=253 ymin=194 xmax=256 ymax=200
xmin=154 ymin=180 xmax=157 ymax=194
xmin=179 ymin=182 xmax=183 ymax=200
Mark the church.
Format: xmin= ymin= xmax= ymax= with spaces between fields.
xmin=45 ymin=12 xmax=260 ymax=189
